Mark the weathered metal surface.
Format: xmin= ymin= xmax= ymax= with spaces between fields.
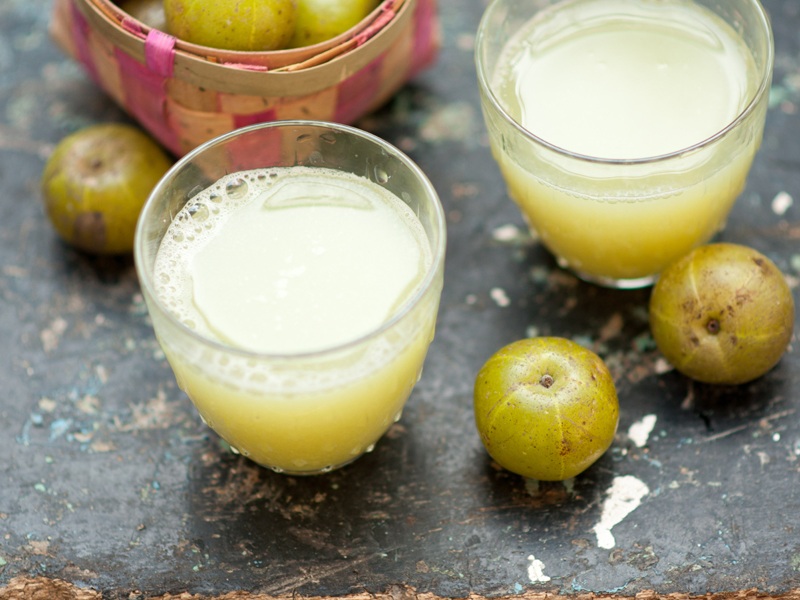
xmin=1 ymin=0 xmax=800 ymax=598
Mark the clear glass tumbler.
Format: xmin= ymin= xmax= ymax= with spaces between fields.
xmin=134 ymin=121 xmax=446 ymax=475
xmin=476 ymin=0 xmax=774 ymax=288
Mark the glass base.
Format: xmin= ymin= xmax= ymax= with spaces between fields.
xmin=556 ymin=258 xmax=657 ymax=289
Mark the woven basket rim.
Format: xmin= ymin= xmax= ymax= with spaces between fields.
xmin=68 ymin=0 xmax=417 ymax=94
xmin=90 ymin=0 xmax=407 ymax=70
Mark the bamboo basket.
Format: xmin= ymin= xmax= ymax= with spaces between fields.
xmin=49 ymin=0 xmax=440 ymax=156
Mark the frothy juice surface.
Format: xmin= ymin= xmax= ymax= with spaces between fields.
xmin=152 ymin=167 xmax=438 ymax=473
xmin=489 ymin=0 xmax=764 ymax=282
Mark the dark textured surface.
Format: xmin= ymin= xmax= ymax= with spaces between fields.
xmin=1 ymin=0 xmax=800 ymax=598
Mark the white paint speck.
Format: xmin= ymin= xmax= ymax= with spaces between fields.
xmin=593 ymin=475 xmax=649 ymax=549
xmin=492 ymin=224 xmax=522 ymax=242
xmin=490 ymin=287 xmax=510 ymax=307
xmin=628 ymin=414 xmax=658 ymax=448
xmin=772 ymin=191 xmax=793 ymax=215
xmin=527 ymin=555 xmax=551 ymax=583
xmin=654 ymin=357 xmax=672 ymax=374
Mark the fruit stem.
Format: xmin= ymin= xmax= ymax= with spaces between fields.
xmin=539 ymin=374 xmax=555 ymax=388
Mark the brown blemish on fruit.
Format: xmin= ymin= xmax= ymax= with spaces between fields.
xmin=560 ymin=439 xmax=571 ymax=456
xmin=73 ymin=212 xmax=106 ymax=250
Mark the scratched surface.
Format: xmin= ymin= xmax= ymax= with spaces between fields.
xmin=1 ymin=0 xmax=800 ymax=598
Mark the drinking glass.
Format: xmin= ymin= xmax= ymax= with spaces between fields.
xmin=476 ymin=0 xmax=774 ymax=288
xmin=134 ymin=121 xmax=446 ymax=475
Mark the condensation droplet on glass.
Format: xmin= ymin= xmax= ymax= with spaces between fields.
xmin=225 ymin=177 xmax=249 ymax=199
xmin=174 ymin=372 xmax=188 ymax=392
xmin=374 ymin=166 xmax=390 ymax=184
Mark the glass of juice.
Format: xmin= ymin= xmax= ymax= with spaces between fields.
xmin=134 ymin=121 xmax=446 ymax=475
xmin=476 ymin=0 xmax=774 ymax=288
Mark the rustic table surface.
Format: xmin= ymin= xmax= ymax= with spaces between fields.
xmin=2 ymin=0 xmax=800 ymax=599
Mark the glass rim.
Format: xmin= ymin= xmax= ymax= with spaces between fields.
xmin=474 ymin=0 xmax=775 ymax=166
xmin=134 ymin=119 xmax=447 ymax=362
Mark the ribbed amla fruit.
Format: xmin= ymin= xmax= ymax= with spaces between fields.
xmin=289 ymin=0 xmax=380 ymax=48
xmin=474 ymin=337 xmax=619 ymax=481
xmin=649 ymin=243 xmax=795 ymax=385
xmin=164 ymin=0 xmax=297 ymax=51
xmin=41 ymin=123 xmax=172 ymax=255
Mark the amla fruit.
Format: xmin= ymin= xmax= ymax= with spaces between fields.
xmin=474 ymin=337 xmax=619 ymax=481
xmin=41 ymin=123 xmax=172 ymax=255
xmin=649 ymin=243 xmax=795 ymax=385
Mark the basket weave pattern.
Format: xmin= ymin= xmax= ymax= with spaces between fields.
xmin=50 ymin=0 xmax=439 ymax=156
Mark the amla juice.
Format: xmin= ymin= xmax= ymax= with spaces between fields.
xmin=480 ymin=0 xmax=771 ymax=285
xmin=151 ymin=167 xmax=440 ymax=473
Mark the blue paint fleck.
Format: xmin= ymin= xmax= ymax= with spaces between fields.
xmin=50 ymin=418 xmax=72 ymax=441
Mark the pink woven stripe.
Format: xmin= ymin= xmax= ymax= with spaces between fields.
xmin=410 ymin=0 xmax=439 ymax=77
xmin=355 ymin=2 xmax=396 ymax=47
xmin=233 ymin=108 xmax=279 ymax=129
xmin=121 ymin=16 xmax=144 ymax=37
xmin=334 ymin=56 xmax=383 ymax=123
xmin=114 ymin=48 xmax=180 ymax=154
xmin=225 ymin=125 xmax=285 ymax=172
xmin=145 ymin=29 xmax=176 ymax=78
xmin=69 ymin=0 xmax=101 ymax=85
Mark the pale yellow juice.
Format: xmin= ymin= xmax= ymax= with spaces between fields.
xmin=485 ymin=0 xmax=769 ymax=283
xmin=151 ymin=166 xmax=440 ymax=473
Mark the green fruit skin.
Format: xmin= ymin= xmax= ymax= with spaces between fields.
xmin=165 ymin=0 xmax=297 ymax=51
xmin=41 ymin=124 xmax=172 ymax=255
xmin=649 ymin=243 xmax=795 ymax=385
xmin=289 ymin=0 xmax=380 ymax=48
xmin=474 ymin=337 xmax=619 ymax=481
